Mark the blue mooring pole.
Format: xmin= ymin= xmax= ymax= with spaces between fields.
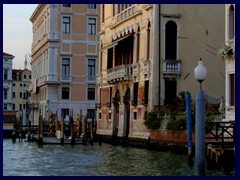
xmin=195 ymin=84 xmax=205 ymax=176
xmin=185 ymin=92 xmax=193 ymax=168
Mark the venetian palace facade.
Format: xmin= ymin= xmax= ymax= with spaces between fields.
xmin=29 ymin=4 xmax=99 ymax=124
xmin=96 ymin=4 xmax=225 ymax=139
xmin=224 ymin=4 xmax=235 ymax=121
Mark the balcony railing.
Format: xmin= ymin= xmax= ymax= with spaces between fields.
xmin=117 ymin=5 xmax=136 ymax=22
xmin=163 ymin=60 xmax=181 ymax=76
xmin=60 ymin=75 xmax=72 ymax=82
xmin=132 ymin=63 xmax=140 ymax=77
xmin=107 ymin=65 xmax=132 ymax=83
xmin=143 ymin=60 xmax=150 ymax=75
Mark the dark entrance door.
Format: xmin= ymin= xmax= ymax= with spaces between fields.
xmin=165 ymin=80 xmax=177 ymax=105
xmin=124 ymin=88 xmax=130 ymax=138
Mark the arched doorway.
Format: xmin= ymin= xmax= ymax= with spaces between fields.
xmin=123 ymin=88 xmax=130 ymax=138
xmin=112 ymin=89 xmax=120 ymax=137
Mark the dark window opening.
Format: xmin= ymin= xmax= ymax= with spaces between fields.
xmin=136 ymin=26 xmax=140 ymax=63
xmin=134 ymin=112 xmax=137 ymax=120
xmin=133 ymin=82 xmax=138 ymax=105
xmin=63 ymin=4 xmax=71 ymax=8
xmin=165 ymin=21 xmax=177 ymax=60
xmin=229 ymin=5 xmax=235 ymax=39
xmin=146 ymin=21 xmax=151 ymax=60
xmin=115 ymin=35 xmax=134 ymax=66
xmin=61 ymin=109 xmax=69 ymax=119
xmin=99 ymin=113 xmax=101 ymax=119
xmin=102 ymin=5 xmax=105 ymax=23
xmin=87 ymin=109 xmax=95 ymax=119
xmin=107 ymin=48 xmax=113 ymax=69
xmin=62 ymin=87 xmax=70 ymax=99
xmin=144 ymin=80 xmax=149 ymax=105
xmin=88 ymin=88 xmax=95 ymax=100
xmin=88 ymin=4 xmax=96 ymax=9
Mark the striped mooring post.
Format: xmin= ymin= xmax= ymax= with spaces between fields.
xmin=76 ymin=114 xmax=80 ymax=138
xmin=49 ymin=112 xmax=53 ymax=137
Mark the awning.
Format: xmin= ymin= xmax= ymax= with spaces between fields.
xmin=100 ymin=34 xmax=133 ymax=51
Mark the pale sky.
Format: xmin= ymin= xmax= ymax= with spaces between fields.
xmin=3 ymin=4 xmax=38 ymax=69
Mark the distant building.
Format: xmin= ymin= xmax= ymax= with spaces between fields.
xmin=96 ymin=4 xmax=225 ymax=139
xmin=12 ymin=59 xmax=31 ymax=120
xmin=224 ymin=4 xmax=235 ymax=121
xmin=29 ymin=4 xmax=99 ymax=124
xmin=3 ymin=52 xmax=14 ymax=111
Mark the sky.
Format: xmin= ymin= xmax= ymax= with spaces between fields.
xmin=3 ymin=4 xmax=38 ymax=70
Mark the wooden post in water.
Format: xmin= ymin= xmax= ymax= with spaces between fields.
xmin=55 ymin=112 xmax=59 ymax=138
xmin=70 ymin=115 xmax=75 ymax=145
xmin=38 ymin=113 xmax=43 ymax=146
xmin=12 ymin=121 xmax=17 ymax=143
xmin=90 ymin=117 xmax=94 ymax=145
xmin=27 ymin=121 xmax=32 ymax=142
xmin=82 ymin=116 xmax=87 ymax=145
xmin=60 ymin=116 xmax=64 ymax=145
xmin=76 ymin=114 xmax=80 ymax=138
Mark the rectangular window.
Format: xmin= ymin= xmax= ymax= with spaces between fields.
xmin=88 ymin=18 xmax=96 ymax=35
xmin=4 ymin=89 xmax=8 ymax=99
xmin=4 ymin=69 xmax=8 ymax=80
xmin=109 ymin=113 xmax=111 ymax=119
xmin=23 ymin=104 xmax=26 ymax=109
xmin=99 ymin=113 xmax=101 ymax=119
xmin=63 ymin=4 xmax=71 ymax=8
xmin=4 ymin=104 xmax=7 ymax=110
xmin=88 ymin=59 xmax=95 ymax=80
xmin=20 ymin=104 xmax=22 ymax=111
xmin=20 ymin=92 xmax=22 ymax=98
xmin=88 ymin=4 xmax=96 ymax=9
xmin=102 ymin=5 xmax=105 ymax=23
xmin=144 ymin=80 xmax=149 ymax=105
xmin=29 ymin=75 xmax=31 ymax=79
xmin=62 ymin=58 xmax=70 ymax=80
xmin=13 ymin=83 xmax=15 ymax=87
xmin=230 ymin=74 xmax=235 ymax=106
xmin=134 ymin=112 xmax=137 ymax=120
xmin=133 ymin=82 xmax=138 ymax=105
xmin=13 ymin=92 xmax=15 ymax=98
xmin=107 ymin=48 xmax=113 ymax=69
xmin=87 ymin=109 xmax=95 ymax=119
xmin=24 ymin=75 xmax=26 ymax=79
xmin=61 ymin=109 xmax=69 ymax=119
xmin=88 ymin=88 xmax=95 ymax=100
xmin=62 ymin=87 xmax=70 ymax=99
xmin=63 ymin=16 xmax=70 ymax=34
xmin=20 ymin=83 xmax=22 ymax=87
xmin=12 ymin=104 xmax=15 ymax=110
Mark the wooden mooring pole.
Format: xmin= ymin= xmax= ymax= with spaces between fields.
xmin=60 ymin=116 xmax=64 ymax=145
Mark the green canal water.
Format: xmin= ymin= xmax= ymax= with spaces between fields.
xmin=3 ymin=139 xmax=234 ymax=176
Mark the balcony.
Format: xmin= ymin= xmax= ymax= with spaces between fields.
xmin=143 ymin=60 xmax=150 ymax=76
xmin=163 ymin=60 xmax=181 ymax=76
xmin=132 ymin=63 xmax=140 ymax=77
xmin=60 ymin=75 xmax=72 ymax=82
xmin=107 ymin=65 xmax=132 ymax=83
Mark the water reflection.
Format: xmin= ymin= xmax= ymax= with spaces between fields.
xmin=3 ymin=139 xmax=234 ymax=176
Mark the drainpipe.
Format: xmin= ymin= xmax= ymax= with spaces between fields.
xmin=151 ymin=4 xmax=159 ymax=111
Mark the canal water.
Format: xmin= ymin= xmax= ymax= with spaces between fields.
xmin=3 ymin=139 xmax=234 ymax=176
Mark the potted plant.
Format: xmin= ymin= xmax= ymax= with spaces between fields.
xmin=218 ymin=44 xmax=235 ymax=60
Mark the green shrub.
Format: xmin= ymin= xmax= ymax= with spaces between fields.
xmin=143 ymin=111 xmax=164 ymax=130
xmin=166 ymin=113 xmax=187 ymax=132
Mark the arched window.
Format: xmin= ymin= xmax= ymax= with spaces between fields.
xmin=165 ymin=21 xmax=177 ymax=60
xmin=146 ymin=21 xmax=151 ymax=60
xmin=229 ymin=5 xmax=235 ymax=39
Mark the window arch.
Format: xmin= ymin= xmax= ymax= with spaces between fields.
xmin=229 ymin=5 xmax=235 ymax=39
xmin=165 ymin=21 xmax=177 ymax=60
